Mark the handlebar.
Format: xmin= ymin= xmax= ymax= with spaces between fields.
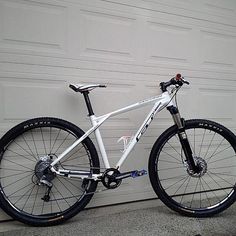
xmin=160 ymin=74 xmax=189 ymax=92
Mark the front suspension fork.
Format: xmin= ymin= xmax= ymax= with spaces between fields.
xmin=167 ymin=106 xmax=198 ymax=173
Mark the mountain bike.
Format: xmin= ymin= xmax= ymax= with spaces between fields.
xmin=0 ymin=74 xmax=235 ymax=226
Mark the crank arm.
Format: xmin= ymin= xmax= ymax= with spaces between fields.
xmin=115 ymin=169 xmax=147 ymax=180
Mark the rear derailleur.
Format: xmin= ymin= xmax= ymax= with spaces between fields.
xmin=34 ymin=155 xmax=56 ymax=202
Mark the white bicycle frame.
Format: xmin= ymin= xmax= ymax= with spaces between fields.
xmin=50 ymin=91 xmax=174 ymax=179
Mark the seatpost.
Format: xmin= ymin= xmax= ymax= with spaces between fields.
xmin=83 ymin=92 xmax=94 ymax=116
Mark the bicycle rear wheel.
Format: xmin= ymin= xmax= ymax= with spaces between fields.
xmin=149 ymin=119 xmax=236 ymax=217
xmin=0 ymin=117 xmax=100 ymax=226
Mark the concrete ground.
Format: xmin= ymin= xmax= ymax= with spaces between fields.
xmin=0 ymin=199 xmax=235 ymax=236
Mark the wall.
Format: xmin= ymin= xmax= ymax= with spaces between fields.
xmin=0 ymin=0 xmax=236 ymax=220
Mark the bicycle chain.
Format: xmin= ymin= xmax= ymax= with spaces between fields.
xmin=41 ymin=167 xmax=115 ymax=202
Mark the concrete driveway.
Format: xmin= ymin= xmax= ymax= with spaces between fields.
xmin=0 ymin=199 xmax=235 ymax=236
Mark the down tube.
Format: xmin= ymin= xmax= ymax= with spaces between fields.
xmin=115 ymin=101 xmax=163 ymax=169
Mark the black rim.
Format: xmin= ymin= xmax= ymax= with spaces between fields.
xmin=0 ymin=124 xmax=93 ymax=219
xmin=156 ymin=124 xmax=236 ymax=211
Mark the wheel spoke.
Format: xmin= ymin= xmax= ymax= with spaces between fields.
xmin=50 ymin=129 xmax=61 ymax=154
xmin=164 ymin=175 xmax=188 ymax=191
xmin=158 ymin=166 xmax=184 ymax=171
xmin=0 ymin=167 xmax=32 ymax=173
xmin=58 ymin=177 xmax=84 ymax=193
xmin=160 ymin=174 xmax=188 ymax=181
xmin=2 ymin=172 xmax=33 ymax=189
xmin=210 ymin=165 xmax=236 ymax=170
xmin=56 ymin=177 xmax=79 ymax=200
xmin=208 ymin=154 xmax=235 ymax=164
xmin=206 ymin=172 xmax=230 ymax=195
xmin=61 ymin=145 xmax=84 ymax=163
xmin=206 ymin=138 xmax=226 ymax=163
xmin=0 ymin=119 xmax=97 ymax=223
xmin=0 ymin=171 xmax=32 ymax=179
xmin=11 ymin=140 xmax=36 ymax=162
xmin=30 ymin=130 xmax=39 ymax=159
xmin=21 ymin=185 xmax=36 ymax=211
xmin=2 ymin=157 xmax=34 ymax=171
xmin=13 ymin=184 xmax=36 ymax=205
xmin=173 ymin=176 xmax=191 ymax=196
xmin=21 ymin=134 xmax=38 ymax=161
xmin=40 ymin=127 xmax=48 ymax=156
xmin=166 ymin=141 xmax=183 ymax=158
xmin=190 ymin=177 xmax=200 ymax=208
xmin=209 ymin=172 xmax=236 ymax=177
xmin=199 ymin=129 xmax=206 ymax=157
xmin=52 ymin=184 xmax=71 ymax=208
xmin=199 ymin=178 xmax=202 ymax=208
xmin=53 ymin=133 xmax=71 ymax=154
xmin=155 ymin=121 xmax=236 ymax=216
xmin=180 ymin=176 xmax=191 ymax=204
xmin=203 ymin=131 xmax=216 ymax=159
xmin=50 ymin=190 xmax=62 ymax=212
xmin=31 ymin=185 xmax=40 ymax=214
xmin=160 ymin=150 xmax=182 ymax=164
xmin=208 ymin=171 xmax=234 ymax=187
xmin=201 ymin=176 xmax=218 ymax=206
xmin=159 ymin=159 xmax=182 ymax=165
xmin=5 ymin=148 xmax=36 ymax=164
xmin=199 ymin=177 xmax=211 ymax=208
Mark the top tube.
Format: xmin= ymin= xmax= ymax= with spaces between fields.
xmin=95 ymin=93 xmax=168 ymax=121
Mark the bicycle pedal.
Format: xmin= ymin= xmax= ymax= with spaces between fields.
xmin=131 ymin=169 xmax=147 ymax=178
xmin=114 ymin=169 xmax=147 ymax=180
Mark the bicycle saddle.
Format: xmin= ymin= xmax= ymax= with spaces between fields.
xmin=69 ymin=83 xmax=106 ymax=93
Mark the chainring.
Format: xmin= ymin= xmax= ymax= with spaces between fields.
xmin=101 ymin=168 xmax=122 ymax=189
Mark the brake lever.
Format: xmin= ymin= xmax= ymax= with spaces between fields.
xmin=181 ymin=77 xmax=190 ymax=85
xmin=174 ymin=74 xmax=190 ymax=85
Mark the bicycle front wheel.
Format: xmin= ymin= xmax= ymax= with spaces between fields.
xmin=149 ymin=119 xmax=236 ymax=217
xmin=0 ymin=117 xmax=100 ymax=226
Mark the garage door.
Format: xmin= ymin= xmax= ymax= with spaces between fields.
xmin=0 ymin=0 xmax=236 ymax=220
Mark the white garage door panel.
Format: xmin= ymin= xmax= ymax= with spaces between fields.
xmin=79 ymin=10 xmax=136 ymax=61
xmin=1 ymin=0 xmax=67 ymax=54
xmin=2 ymin=82 xmax=65 ymax=119
xmin=0 ymin=0 xmax=236 ymax=220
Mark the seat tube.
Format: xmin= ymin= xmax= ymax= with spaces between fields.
xmin=82 ymin=91 xmax=110 ymax=168
xmin=90 ymin=115 xmax=110 ymax=169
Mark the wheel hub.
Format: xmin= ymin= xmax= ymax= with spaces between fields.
xmin=187 ymin=156 xmax=207 ymax=178
xmin=34 ymin=155 xmax=55 ymax=183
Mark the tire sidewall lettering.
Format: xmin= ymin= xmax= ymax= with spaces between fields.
xmin=24 ymin=121 xmax=51 ymax=130
xmin=198 ymin=123 xmax=222 ymax=132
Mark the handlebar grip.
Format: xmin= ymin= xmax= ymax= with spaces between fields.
xmin=184 ymin=80 xmax=190 ymax=85
xmin=99 ymin=85 xmax=107 ymax=88
xmin=160 ymin=74 xmax=189 ymax=92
